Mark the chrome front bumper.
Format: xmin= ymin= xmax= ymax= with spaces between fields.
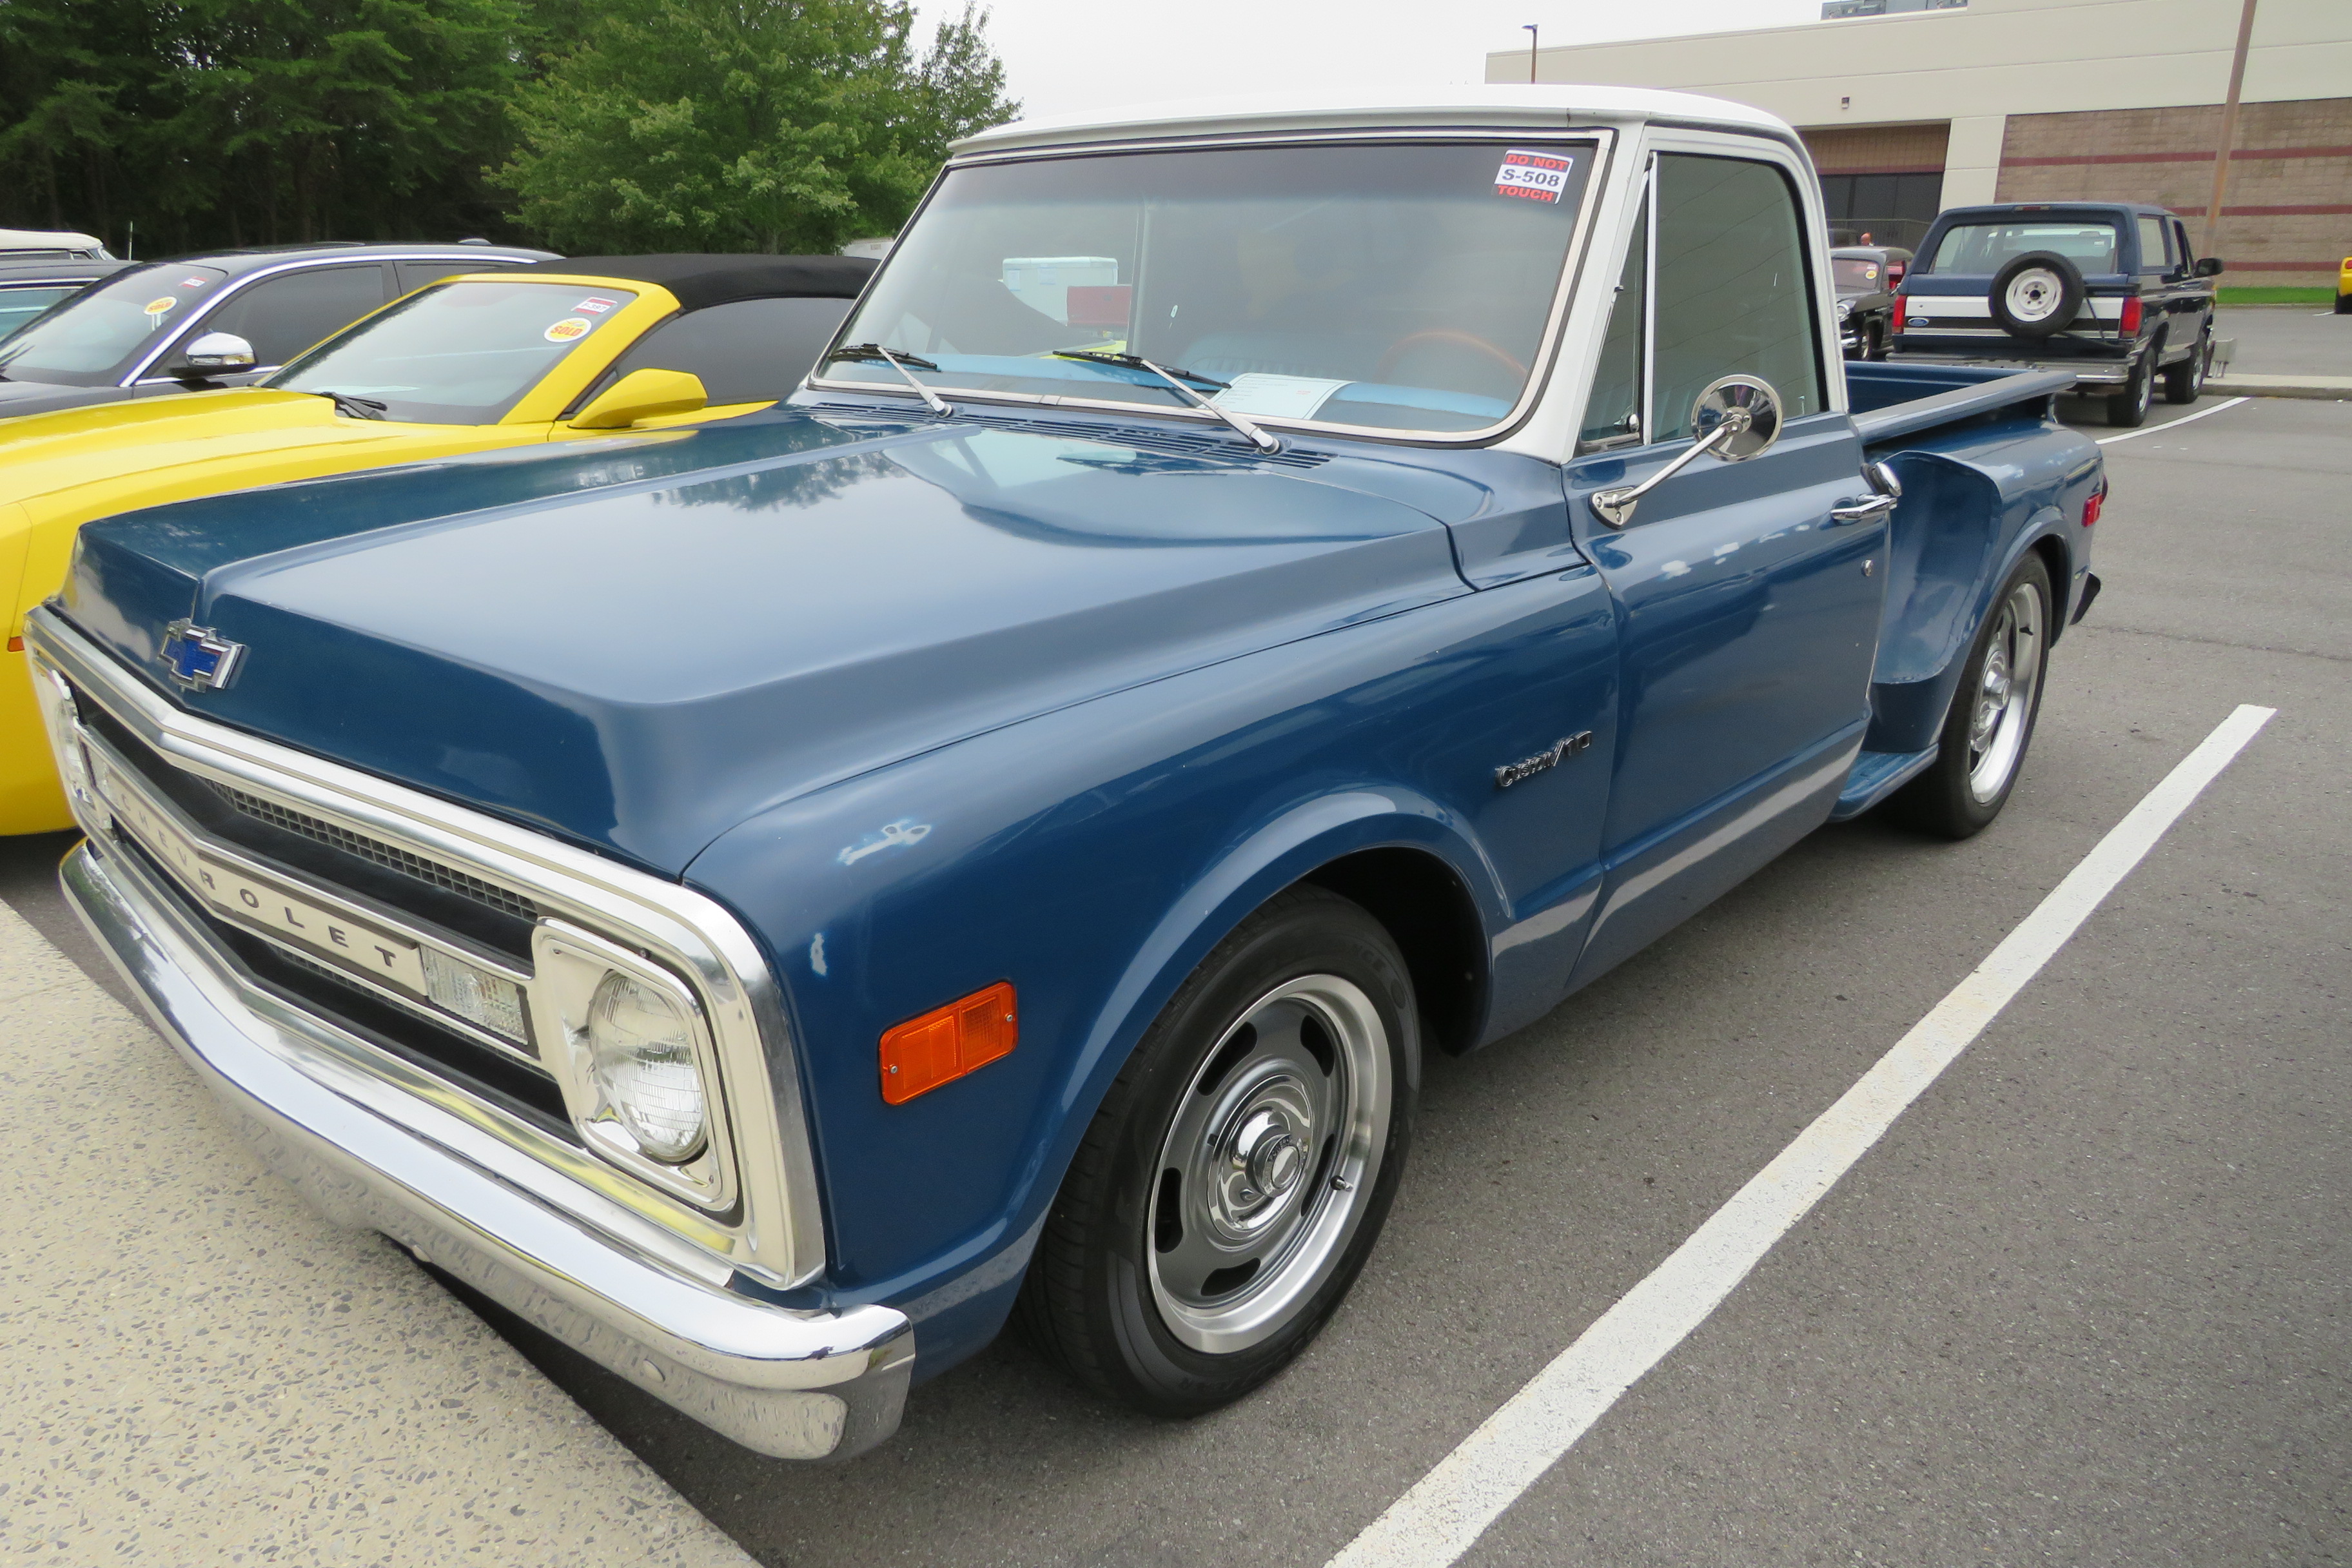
xmin=63 ymin=832 xmax=913 ymax=1460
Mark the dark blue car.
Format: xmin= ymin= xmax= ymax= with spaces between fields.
xmin=29 ymin=88 xmax=2104 ymax=1459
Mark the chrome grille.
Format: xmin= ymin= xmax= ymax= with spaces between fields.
xmin=206 ymin=781 xmax=542 ymax=923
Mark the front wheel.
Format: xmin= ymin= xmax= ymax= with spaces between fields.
xmin=2162 ymin=332 xmax=2208 ymax=404
xmin=1889 ymin=554 xmax=2053 ymax=839
xmin=1015 ymin=886 xmax=1418 ymax=1415
xmin=2105 ymin=350 xmax=2153 ymax=427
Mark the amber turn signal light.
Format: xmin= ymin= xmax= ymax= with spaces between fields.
xmin=880 ymin=982 xmax=1016 ymax=1105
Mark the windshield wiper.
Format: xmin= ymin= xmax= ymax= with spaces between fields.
xmin=308 ymin=389 xmax=387 ymax=420
xmin=1050 ymin=351 xmax=1277 ymax=453
xmin=825 ymin=342 xmax=952 ymax=416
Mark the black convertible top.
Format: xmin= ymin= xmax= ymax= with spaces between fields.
xmin=513 ymin=253 xmax=876 ymax=310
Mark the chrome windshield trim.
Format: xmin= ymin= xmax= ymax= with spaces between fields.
xmin=805 ymin=126 xmax=1614 ymax=450
xmin=26 ymin=605 xmax=826 ymax=1288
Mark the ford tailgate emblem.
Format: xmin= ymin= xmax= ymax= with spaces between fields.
xmin=159 ymin=619 xmax=247 ymax=691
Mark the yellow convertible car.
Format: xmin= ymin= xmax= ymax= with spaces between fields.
xmin=1 ymin=253 xmax=874 ymax=833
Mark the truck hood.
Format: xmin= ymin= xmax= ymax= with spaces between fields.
xmin=63 ymin=408 xmax=1471 ymax=872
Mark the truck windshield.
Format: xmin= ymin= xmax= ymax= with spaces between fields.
xmin=1925 ymin=220 xmax=2119 ymax=275
xmin=271 ymin=279 xmax=638 ymax=424
xmin=0 ymin=264 xmax=229 ymax=386
xmin=821 ymin=139 xmax=1594 ymax=435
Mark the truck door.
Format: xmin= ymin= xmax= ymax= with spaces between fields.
xmin=1563 ymin=148 xmax=1886 ymax=987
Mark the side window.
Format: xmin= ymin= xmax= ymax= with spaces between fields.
xmin=0 ymin=285 xmax=78 ymax=339
xmin=2171 ymin=219 xmax=2196 ymax=269
xmin=1579 ymin=199 xmax=1647 ymax=449
xmin=2136 ymin=216 xmax=2171 ymax=273
xmin=602 ymin=297 xmax=856 ymax=404
xmin=198 ymin=264 xmax=389 ymax=367
xmin=1651 ymin=155 xmax=1822 ymax=442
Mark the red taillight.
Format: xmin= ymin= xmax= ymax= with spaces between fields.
xmin=2119 ymin=296 xmax=2142 ymax=335
xmin=2082 ymin=482 xmax=2106 ymax=527
xmin=1892 ymin=295 xmax=1907 ymax=333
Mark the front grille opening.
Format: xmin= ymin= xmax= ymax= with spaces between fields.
xmin=117 ymin=830 xmax=574 ymax=1136
xmin=73 ymin=693 xmax=536 ymax=962
xmin=208 ymin=783 xmax=540 ymax=922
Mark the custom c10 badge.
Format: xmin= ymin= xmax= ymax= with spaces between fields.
xmin=544 ymin=317 xmax=593 ymax=343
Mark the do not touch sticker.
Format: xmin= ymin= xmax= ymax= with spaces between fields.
xmin=544 ymin=317 xmax=593 ymax=343
xmin=1494 ymin=150 xmax=1574 ymax=203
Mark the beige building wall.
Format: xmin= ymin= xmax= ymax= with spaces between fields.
xmin=1488 ymin=0 xmax=2352 ymax=283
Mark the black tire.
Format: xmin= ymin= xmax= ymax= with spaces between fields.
xmin=2336 ymin=293 xmax=2352 ymax=315
xmin=1888 ymin=553 xmax=2053 ymax=840
xmin=1988 ymin=251 xmax=2086 ymax=338
xmin=1015 ymin=885 xmax=1419 ymax=1416
xmin=2104 ymin=349 xmax=2154 ymax=427
xmin=2162 ymin=331 xmax=2208 ymax=404
xmin=1865 ymin=321 xmax=1886 ymax=360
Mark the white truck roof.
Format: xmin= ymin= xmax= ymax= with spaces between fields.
xmin=0 ymin=226 xmax=109 ymax=257
xmin=953 ymin=84 xmax=1793 ymax=157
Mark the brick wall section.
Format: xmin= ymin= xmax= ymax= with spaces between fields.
xmin=1997 ymin=98 xmax=2352 ymax=285
xmin=1800 ymin=121 xmax=1952 ymax=174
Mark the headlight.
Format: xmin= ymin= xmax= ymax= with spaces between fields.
xmin=1836 ymin=297 xmax=1854 ymax=319
xmin=587 ymin=970 xmax=708 ymax=1162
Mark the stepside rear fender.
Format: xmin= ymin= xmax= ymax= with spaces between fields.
xmin=1863 ymin=414 xmax=2099 ymax=754
xmin=683 ymin=572 xmax=1618 ymax=1372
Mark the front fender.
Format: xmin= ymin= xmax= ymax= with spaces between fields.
xmin=684 ymin=572 xmax=1614 ymax=1372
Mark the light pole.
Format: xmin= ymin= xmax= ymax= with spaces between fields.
xmin=1524 ymin=23 xmax=1539 ymax=84
xmin=2200 ymin=0 xmax=2259 ymax=258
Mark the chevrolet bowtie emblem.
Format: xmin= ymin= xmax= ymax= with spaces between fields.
xmin=158 ymin=619 xmax=247 ymax=691
xmin=1494 ymin=730 xmax=1593 ymax=790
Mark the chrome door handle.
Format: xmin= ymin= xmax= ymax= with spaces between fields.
xmin=1828 ymin=493 xmax=1899 ymax=524
xmin=1827 ymin=458 xmax=1903 ymax=525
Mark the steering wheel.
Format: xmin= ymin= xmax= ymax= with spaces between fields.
xmin=1376 ymin=329 xmax=1528 ymax=385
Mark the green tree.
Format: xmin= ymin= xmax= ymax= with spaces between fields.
xmin=0 ymin=0 xmax=570 ymax=253
xmin=494 ymin=0 xmax=1017 ymax=255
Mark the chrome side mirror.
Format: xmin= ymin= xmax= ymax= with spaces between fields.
xmin=176 ymin=331 xmax=257 ymax=373
xmin=1589 ymin=374 xmax=1783 ymax=527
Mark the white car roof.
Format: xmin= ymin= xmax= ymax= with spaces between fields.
xmin=953 ymin=84 xmax=1791 ymax=157
xmin=0 ymin=226 xmax=106 ymax=254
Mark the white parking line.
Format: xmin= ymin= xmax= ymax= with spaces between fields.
xmin=2097 ymin=395 xmax=2249 ymax=444
xmin=1326 ymin=703 xmax=2278 ymax=1568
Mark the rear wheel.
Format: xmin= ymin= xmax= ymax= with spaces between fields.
xmin=1016 ymin=886 xmax=1417 ymax=1415
xmin=2336 ymin=293 xmax=2351 ymax=316
xmin=1889 ymin=554 xmax=2052 ymax=839
xmin=2162 ymin=331 xmax=2208 ymax=404
xmin=2104 ymin=350 xmax=2153 ymax=427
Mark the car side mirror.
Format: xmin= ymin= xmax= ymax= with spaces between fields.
xmin=2195 ymin=257 xmax=2225 ymax=277
xmin=569 ymin=368 xmax=709 ymax=429
xmin=1589 ymin=375 xmax=1783 ymax=527
xmin=172 ymin=331 xmax=257 ymax=377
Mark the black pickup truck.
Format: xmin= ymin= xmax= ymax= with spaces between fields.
xmin=1888 ymin=201 xmax=2223 ymax=427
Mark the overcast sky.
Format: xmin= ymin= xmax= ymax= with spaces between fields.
xmin=930 ymin=1 xmax=1829 ymax=125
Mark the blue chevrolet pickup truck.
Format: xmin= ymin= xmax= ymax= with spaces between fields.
xmin=29 ymin=88 xmax=2103 ymax=1460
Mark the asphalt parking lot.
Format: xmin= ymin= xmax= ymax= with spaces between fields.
xmin=3 ymin=329 xmax=2346 ymax=1566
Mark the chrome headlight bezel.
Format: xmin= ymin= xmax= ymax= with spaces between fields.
xmin=533 ymin=920 xmax=740 ymax=1211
